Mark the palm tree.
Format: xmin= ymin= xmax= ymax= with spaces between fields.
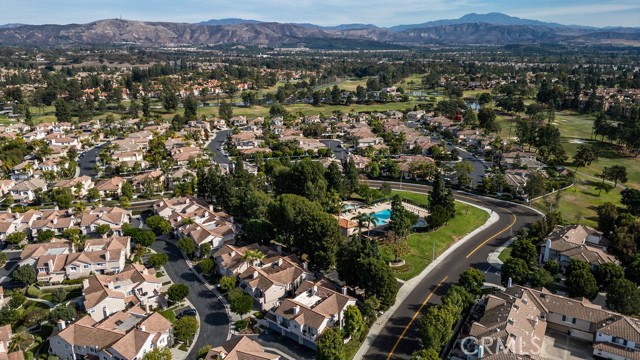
xmin=352 ymin=213 xmax=368 ymax=237
xmin=363 ymin=212 xmax=379 ymax=235
xmin=242 ymin=249 xmax=265 ymax=267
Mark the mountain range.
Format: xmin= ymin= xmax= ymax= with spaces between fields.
xmin=0 ymin=13 xmax=638 ymax=48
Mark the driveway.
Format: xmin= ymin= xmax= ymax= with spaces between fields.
xmin=150 ymin=237 xmax=230 ymax=358
xmin=319 ymin=139 xmax=349 ymax=161
xmin=207 ymin=130 xmax=232 ymax=164
xmin=78 ymin=143 xmax=106 ymax=178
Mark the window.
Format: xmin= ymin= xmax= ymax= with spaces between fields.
xmin=83 ymin=265 xmax=90 ymax=269
xmin=69 ymin=266 xmax=77 ymax=272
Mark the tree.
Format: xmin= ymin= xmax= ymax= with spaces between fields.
xmin=478 ymin=107 xmax=501 ymax=133
xmin=87 ymin=187 xmax=100 ymax=202
xmin=595 ymin=182 xmax=613 ymax=196
xmin=343 ymin=305 xmax=364 ymax=337
xmin=606 ymin=165 xmax=628 ymax=188
xmin=38 ymin=229 xmax=56 ymax=242
xmin=49 ymin=305 xmax=77 ymax=322
xmin=95 ymin=224 xmax=111 ymax=236
xmin=565 ymin=262 xmax=598 ymax=299
xmin=161 ymin=85 xmax=178 ymax=112
xmin=53 ymin=188 xmax=74 ymax=209
xmin=459 ymin=268 xmax=484 ymax=296
xmin=148 ymin=253 xmax=169 ymax=269
xmin=124 ymin=228 xmax=156 ymax=247
xmin=362 ymin=295 xmax=381 ymax=323
xmin=501 ymin=258 xmax=529 ymax=286
xmin=228 ymin=288 xmax=253 ymax=320
xmin=174 ymin=316 xmax=198 ymax=344
xmin=0 ymin=253 xmax=7 ymax=267
xmin=177 ymin=238 xmax=196 ymax=256
xmin=200 ymin=243 xmax=212 ymax=258
xmin=219 ymin=101 xmax=233 ymax=120
xmin=183 ymin=95 xmax=198 ymax=120
xmin=0 ymin=308 xmax=18 ymax=326
xmin=412 ymin=348 xmax=440 ymax=360
xmin=316 ymin=328 xmax=344 ymax=360
xmin=13 ymin=265 xmax=36 ymax=285
xmin=142 ymin=347 xmax=172 ymax=360
xmin=167 ymin=284 xmax=189 ymax=303
xmin=428 ymin=173 xmax=456 ymax=228
xmin=607 ymin=278 xmax=640 ymax=315
xmin=626 ymin=254 xmax=640 ymax=285
xmin=54 ymin=99 xmax=71 ymax=122
xmin=6 ymin=232 xmax=25 ymax=245
xmin=359 ymin=258 xmax=399 ymax=308
xmin=51 ymin=288 xmax=66 ymax=303
xmin=621 ymin=188 xmax=640 ymax=216
xmin=418 ymin=304 xmax=457 ymax=351
xmin=146 ymin=215 xmax=172 ymax=235
xmin=594 ymin=262 xmax=624 ymax=290
xmin=511 ymin=239 xmax=538 ymax=267
xmin=524 ymin=171 xmax=547 ymax=198
xmin=478 ymin=93 xmax=493 ymax=105
xmin=389 ymin=195 xmax=413 ymax=238
xmin=121 ymin=181 xmax=134 ymax=199
xmin=198 ymin=258 xmax=215 ymax=275
xmin=573 ymin=144 xmax=598 ymax=172
xmin=8 ymin=291 xmax=25 ymax=309
xmin=219 ymin=276 xmax=236 ymax=293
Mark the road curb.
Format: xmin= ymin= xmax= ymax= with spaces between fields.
xmin=353 ymin=194 xmax=500 ymax=360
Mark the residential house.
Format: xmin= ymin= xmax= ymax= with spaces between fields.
xmin=0 ymin=180 xmax=15 ymax=197
xmin=27 ymin=209 xmax=75 ymax=238
xmin=0 ymin=325 xmax=24 ymax=360
xmin=79 ymin=207 xmax=131 ymax=236
xmin=171 ymin=147 xmax=202 ymax=165
xmin=465 ymin=285 xmax=640 ymax=360
xmin=48 ymin=309 xmax=172 ymax=360
xmin=56 ymin=176 xmax=94 ymax=197
xmin=82 ymin=263 xmax=163 ymax=321
xmin=131 ymin=170 xmax=165 ymax=194
xmin=213 ymin=243 xmax=272 ymax=276
xmin=337 ymin=217 xmax=359 ymax=237
xmin=267 ymin=280 xmax=356 ymax=350
xmin=95 ymin=177 xmax=126 ymax=198
xmin=204 ymin=336 xmax=280 ymax=360
xmin=238 ymin=255 xmax=311 ymax=310
xmin=539 ymin=224 xmax=617 ymax=271
xmin=500 ymin=152 xmax=542 ymax=170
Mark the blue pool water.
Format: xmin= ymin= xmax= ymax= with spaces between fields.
xmin=372 ymin=209 xmax=392 ymax=225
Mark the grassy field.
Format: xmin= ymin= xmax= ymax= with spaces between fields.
xmin=382 ymin=190 xmax=489 ymax=281
xmin=531 ymin=173 xmax=622 ymax=227
xmin=498 ymin=244 xmax=513 ymax=262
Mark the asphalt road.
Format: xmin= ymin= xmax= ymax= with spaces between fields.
xmin=207 ymin=130 xmax=232 ymax=164
xmin=78 ymin=144 xmax=106 ymax=178
xmin=362 ymin=180 xmax=541 ymax=360
xmin=150 ymin=237 xmax=229 ymax=358
xmin=444 ymin=144 xmax=487 ymax=184
xmin=319 ymin=139 xmax=349 ymax=161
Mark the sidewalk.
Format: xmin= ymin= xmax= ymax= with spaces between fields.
xmin=354 ymin=199 xmax=500 ymax=360
xmin=486 ymin=236 xmax=517 ymax=270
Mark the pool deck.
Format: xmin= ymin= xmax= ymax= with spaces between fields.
xmin=345 ymin=201 xmax=430 ymax=224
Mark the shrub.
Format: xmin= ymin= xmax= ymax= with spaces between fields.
xmin=167 ymin=284 xmax=189 ymax=303
xmin=26 ymin=285 xmax=43 ymax=298
xmin=235 ymin=320 xmax=248 ymax=331
xmin=51 ymin=288 xmax=67 ymax=303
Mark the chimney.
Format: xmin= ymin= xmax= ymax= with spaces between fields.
xmin=47 ymin=259 xmax=54 ymax=271
xmin=543 ymin=239 xmax=551 ymax=262
xmin=103 ymin=306 xmax=110 ymax=318
xmin=276 ymin=245 xmax=282 ymax=254
xmin=145 ymin=303 xmax=150 ymax=313
xmin=302 ymin=262 xmax=308 ymax=271
xmin=277 ymin=258 xmax=283 ymax=266
xmin=6 ymin=207 xmax=10 ymax=214
xmin=209 ymin=205 xmax=214 ymax=212
xmin=312 ymin=286 xmax=317 ymax=296
xmin=138 ymin=325 xmax=146 ymax=332
xmin=107 ymin=281 xmax=115 ymax=290
xmin=293 ymin=305 xmax=300 ymax=315
xmin=105 ymin=251 xmax=110 ymax=262
xmin=57 ymin=320 xmax=66 ymax=331
xmin=52 ymin=217 xmax=57 ymax=225
xmin=478 ymin=345 xmax=485 ymax=359
xmin=82 ymin=278 xmax=89 ymax=289
xmin=507 ymin=277 xmax=513 ymax=288
xmin=253 ymin=271 xmax=259 ymax=279
xmin=341 ymin=286 xmax=348 ymax=296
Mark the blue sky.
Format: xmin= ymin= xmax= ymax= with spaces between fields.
xmin=5 ymin=0 xmax=640 ymax=27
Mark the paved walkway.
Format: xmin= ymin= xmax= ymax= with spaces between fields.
xmin=354 ymin=198 xmax=500 ymax=360
xmin=486 ymin=236 xmax=517 ymax=270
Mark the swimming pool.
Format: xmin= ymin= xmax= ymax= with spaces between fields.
xmin=372 ymin=209 xmax=392 ymax=225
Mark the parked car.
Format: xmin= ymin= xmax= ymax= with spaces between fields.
xmin=176 ymin=309 xmax=197 ymax=319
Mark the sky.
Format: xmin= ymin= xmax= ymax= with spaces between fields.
xmin=4 ymin=0 xmax=640 ymax=28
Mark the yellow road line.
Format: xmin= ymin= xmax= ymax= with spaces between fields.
xmin=386 ymin=276 xmax=449 ymax=360
xmin=465 ymin=212 xmax=517 ymax=258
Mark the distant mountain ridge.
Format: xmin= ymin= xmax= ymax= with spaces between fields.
xmin=0 ymin=13 xmax=638 ymax=48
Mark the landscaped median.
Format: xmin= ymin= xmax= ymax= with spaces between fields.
xmin=380 ymin=190 xmax=490 ymax=281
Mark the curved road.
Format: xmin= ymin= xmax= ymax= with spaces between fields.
xmin=362 ymin=180 xmax=542 ymax=360
xmin=150 ymin=237 xmax=229 ymax=358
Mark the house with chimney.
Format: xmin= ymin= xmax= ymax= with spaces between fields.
xmin=267 ymin=280 xmax=356 ymax=350
xmin=82 ymin=263 xmax=164 ymax=322
xmin=204 ymin=336 xmax=280 ymax=360
xmin=95 ymin=177 xmax=127 ymax=198
xmin=213 ymin=243 xmax=273 ymax=276
xmin=9 ymin=178 xmax=47 ymax=203
xmin=78 ymin=207 xmax=131 ymax=236
xmin=48 ymin=309 xmax=172 ymax=360
xmin=154 ymin=197 xmax=236 ymax=251
xmin=539 ymin=224 xmax=617 ymax=272
xmin=463 ymin=285 xmax=640 ymax=360
xmin=237 ymin=254 xmax=311 ymax=311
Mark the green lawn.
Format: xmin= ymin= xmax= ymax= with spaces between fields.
xmin=159 ymin=308 xmax=177 ymax=323
xmin=532 ymin=173 xmax=622 ymax=227
xmin=498 ymin=244 xmax=513 ymax=263
xmin=382 ymin=192 xmax=489 ymax=281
